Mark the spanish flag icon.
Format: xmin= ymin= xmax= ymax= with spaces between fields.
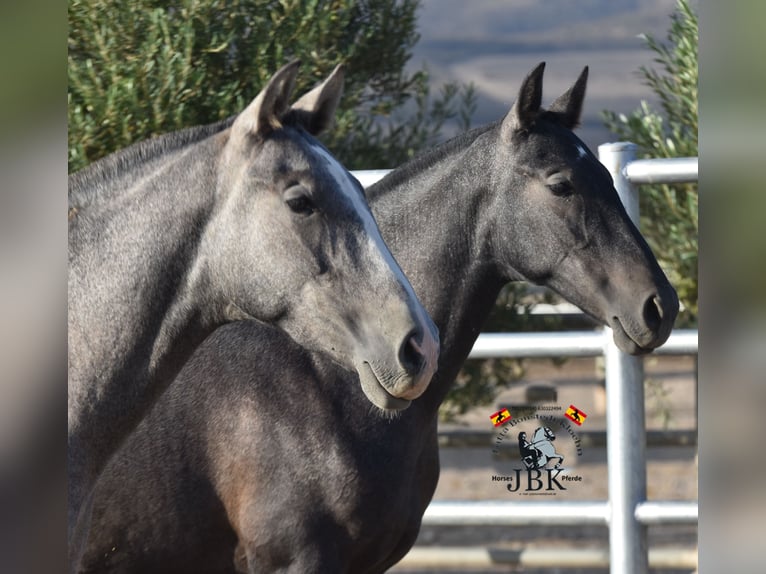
xmin=490 ymin=408 xmax=512 ymax=427
xmin=564 ymin=404 xmax=588 ymax=426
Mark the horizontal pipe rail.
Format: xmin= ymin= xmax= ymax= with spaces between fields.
xmin=395 ymin=545 xmax=697 ymax=570
xmin=353 ymin=158 xmax=699 ymax=189
xmin=351 ymin=168 xmax=391 ymax=188
xmin=468 ymin=328 xmax=697 ymax=359
xmin=422 ymin=500 xmax=698 ymax=527
xmin=635 ymin=501 xmax=699 ymax=525
xmin=624 ymin=157 xmax=698 ymax=184
xmin=422 ymin=500 xmax=608 ymax=526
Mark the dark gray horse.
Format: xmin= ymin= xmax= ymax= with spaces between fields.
xmin=68 ymin=62 xmax=438 ymax=567
xmin=81 ymin=63 xmax=679 ymax=573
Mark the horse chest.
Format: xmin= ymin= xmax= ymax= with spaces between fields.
xmin=336 ymin=433 xmax=440 ymax=571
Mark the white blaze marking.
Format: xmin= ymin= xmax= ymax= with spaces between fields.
xmin=309 ymin=142 xmax=439 ymax=380
xmin=309 ymin=142 xmax=411 ymax=288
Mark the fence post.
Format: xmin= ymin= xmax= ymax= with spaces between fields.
xmin=598 ymin=142 xmax=648 ymax=574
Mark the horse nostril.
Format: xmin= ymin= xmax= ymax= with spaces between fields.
xmin=643 ymin=294 xmax=663 ymax=332
xmin=399 ymin=330 xmax=426 ymax=376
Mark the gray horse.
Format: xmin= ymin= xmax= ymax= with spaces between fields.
xmin=81 ymin=63 xmax=679 ymax=573
xmin=68 ymin=62 xmax=438 ymax=567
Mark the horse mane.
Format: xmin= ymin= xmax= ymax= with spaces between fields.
xmin=367 ymin=120 xmax=500 ymax=198
xmin=68 ymin=116 xmax=236 ymax=209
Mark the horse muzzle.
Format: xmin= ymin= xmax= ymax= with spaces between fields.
xmin=357 ymin=324 xmax=439 ymax=411
xmin=609 ymin=287 xmax=679 ymax=354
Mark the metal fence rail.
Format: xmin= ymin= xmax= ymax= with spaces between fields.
xmin=354 ymin=142 xmax=699 ymax=573
xmin=396 ymin=546 xmax=698 ymax=570
xmin=468 ymin=328 xmax=697 ymax=359
xmin=420 ymin=500 xmax=698 ymax=527
xmin=599 ymin=143 xmax=697 ymax=574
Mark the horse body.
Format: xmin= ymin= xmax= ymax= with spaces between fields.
xmin=68 ymin=62 xmax=438 ymax=566
xmin=82 ymin=63 xmax=679 ymax=573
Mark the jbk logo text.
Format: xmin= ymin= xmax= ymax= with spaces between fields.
xmin=502 ymin=468 xmax=569 ymax=492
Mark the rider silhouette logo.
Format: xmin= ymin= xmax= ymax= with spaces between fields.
xmin=518 ymin=427 xmax=564 ymax=470
xmin=564 ymin=404 xmax=587 ymax=426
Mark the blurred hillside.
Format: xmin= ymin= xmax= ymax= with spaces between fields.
xmin=410 ymin=0 xmax=679 ymax=148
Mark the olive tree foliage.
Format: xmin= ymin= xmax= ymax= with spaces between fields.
xmin=602 ymin=0 xmax=698 ymax=323
xmin=68 ymin=0 xmax=476 ymax=172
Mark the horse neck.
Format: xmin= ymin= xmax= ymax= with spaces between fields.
xmin=367 ymin=125 xmax=507 ymax=411
xmin=68 ymin=134 xmax=223 ymax=490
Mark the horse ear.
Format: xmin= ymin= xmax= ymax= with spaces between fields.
xmin=501 ymin=62 xmax=545 ymax=139
xmin=289 ymin=64 xmax=345 ymax=136
xmin=232 ymin=60 xmax=301 ymax=138
xmin=549 ymin=66 xmax=589 ymax=129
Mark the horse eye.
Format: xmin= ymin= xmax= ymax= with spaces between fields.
xmin=547 ymin=180 xmax=573 ymax=197
xmin=285 ymin=194 xmax=315 ymax=216
xmin=284 ymin=185 xmax=316 ymax=216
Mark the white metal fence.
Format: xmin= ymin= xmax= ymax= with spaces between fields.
xmin=352 ymin=142 xmax=699 ymax=573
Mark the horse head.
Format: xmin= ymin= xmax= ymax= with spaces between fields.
xmin=204 ymin=62 xmax=439 ymax=410
xmin=543 ymin=426 xmax=555 ymax=441
xmin=490 ymin=62 xmax=678 ymax=354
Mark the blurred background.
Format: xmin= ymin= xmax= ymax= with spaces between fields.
xmin=411 ymin=0 xmax=676 ymax=148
